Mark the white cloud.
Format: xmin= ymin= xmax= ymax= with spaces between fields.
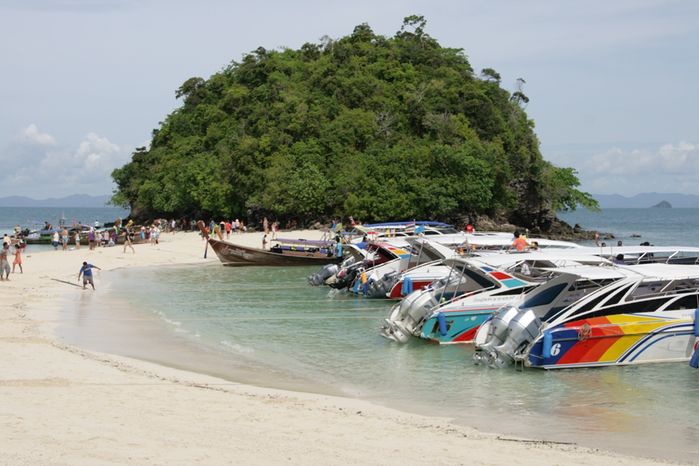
xmin=557 ymin=141 xmax=699 ymax=195
xmin=585 ymin=142 xmax=699 ymax=176
xmin=1 ymin=126 xmax=129 ymax=197
xmin=19 ymin=123 xmax=56 ymax=146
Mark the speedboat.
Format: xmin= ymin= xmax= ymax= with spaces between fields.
xmin=476 ymin=264 xmax=699 ymax=369
xmin=381 ymin=253 xmax=612 ymax=344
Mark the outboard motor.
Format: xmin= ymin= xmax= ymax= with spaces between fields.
xmin=381 ymin=287 xmax=439 ymax=342
xmin=365 ymin=271 xmax=399 ymax=298
xmin=473 ymin=306 xmax=520 ymax=365
xmin=488 ymin=310 xmax=542 ymax=368
xmin=329 ymin=263 xmax=362 ymax=290
xmin=308 ymin=263 xmax=340 ymax=286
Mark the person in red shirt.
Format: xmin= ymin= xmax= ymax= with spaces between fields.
xmin=510 ymin=230 xmax=529 ymax=252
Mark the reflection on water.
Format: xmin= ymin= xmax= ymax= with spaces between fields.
xmin=57 ymin=264 xmax=699 ymax=462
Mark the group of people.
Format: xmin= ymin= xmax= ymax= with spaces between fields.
xmin=210 ymin=219 xmax=248 ymax=240
xmin=0 ymin=235 xmax=22 ymax=280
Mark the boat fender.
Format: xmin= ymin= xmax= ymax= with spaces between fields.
xmin=690 ymin=343 xmax=699 ymax=369
xmin=402 ymin=277 xmax=413 ymax=296
xmin=694 ymin=308 xmax=699 ymax=337
xmin=542 ymin=331 xmax=553 ymax=359
xmin=437 ymin=312 xmax=447 ymax=337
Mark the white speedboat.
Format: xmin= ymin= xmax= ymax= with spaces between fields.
xmin=476 ymin=264 xmax=699 ymax=369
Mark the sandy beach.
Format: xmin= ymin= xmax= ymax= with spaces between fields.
xmin=0 ymin=231 xmax=677 ymax=465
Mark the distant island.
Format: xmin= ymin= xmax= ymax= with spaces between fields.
xmin=0 ymin=194 xmax=112 ymax=208
xmin=651 ymin=200 xmax=672 ymax=208
xmin=593 ymin=192 xmax=699 ymax=208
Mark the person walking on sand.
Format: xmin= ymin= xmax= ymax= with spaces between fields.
xmin=12 ymin=244 xmax=22 ymax=274
xmin=0 ymin=243 xmax=11 ymax=280
xmin=123 ymin=228 xmax=135 ymax=254
xmin=74 ymin=230 xmax=81 ymax=249
xmin=78 ymin=261 xmax=101 ymax=290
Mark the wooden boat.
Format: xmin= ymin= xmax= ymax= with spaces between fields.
xmin=208 ymin=237 xmax=344 ymax=266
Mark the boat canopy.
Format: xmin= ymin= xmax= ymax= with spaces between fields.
xmin=273 ymin=238 xmax=335 ymax=247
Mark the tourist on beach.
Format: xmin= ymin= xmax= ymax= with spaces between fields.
xmin=52 ymin=231 xmax=60 ymax=250
xmin=171 ymin=218 xmax=176 ymax=234
xmin=12 ymin=244 xmax=23 ymax=274
xmin=594 ymin=231 xmax=601 ymax=247
xmin=0 ymin=243 xmax=11 ymax=280
xmin=61 ymin=228 xmax=69 ymax=251
xmin=123 ymin=228 xmax=135 ymax=254
xmin=78 ymin=261 xmax=101 ymax=290
xmin=262 ymin=234 xmax=268 ymax=250
xmin=271 ymin=221 xmax=278 ymax=240
xmin=224 ymin=220 xmax=231 ymax=239
xmin=2 ymin=233 xmax=10 ymax=246
xmin=74 ymin=231 xmax=81 ymax=249
xmin=88 ymin=228 xmax=96 ymax=250
xmin=263 ymin=217 xmax=269 ymax=235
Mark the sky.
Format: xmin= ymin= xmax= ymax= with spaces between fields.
xmin=0 ymin=0 xmax=697 ymax=199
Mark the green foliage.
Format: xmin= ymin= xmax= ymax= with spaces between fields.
xmin=111 ymin=16 xmax=595 ymax=226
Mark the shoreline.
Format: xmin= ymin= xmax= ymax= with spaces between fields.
xmin=1 ymin=231 xmax=679 ymax=464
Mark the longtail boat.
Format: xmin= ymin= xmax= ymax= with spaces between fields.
xmin=208 ymin=237 xmax=344 ymax=266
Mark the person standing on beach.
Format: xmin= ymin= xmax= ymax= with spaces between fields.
xmin=0 ymin=243 xmax=11 ymax=280
xmin=78 ymin=261 xmax=101 ymax=290
xmin=12 ymin=244 xmax=23 ymax=273
xmin=61 ymin=227 xmax=69 ymax=251
xmin=263 ymin=217 xmax=269 ymax=235
xmin=52 ymin=231 xmax=60 ymax=250
xmin=123 ymin=228 xmax=135 ymax=254
xmin=74 ymin=230 xmax=81 ymax=249
xmin=88 ymin=227 xmax=96 ymax=250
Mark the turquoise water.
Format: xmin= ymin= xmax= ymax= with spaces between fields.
xmin=56 ymin=208 xmax=699 ymax=462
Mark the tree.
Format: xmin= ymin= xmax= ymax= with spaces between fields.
xmin=111 ymin=17 xmax=596 ymax=228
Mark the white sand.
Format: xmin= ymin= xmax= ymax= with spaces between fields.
xmin=0 ymin=231 xmax=674 ymax=465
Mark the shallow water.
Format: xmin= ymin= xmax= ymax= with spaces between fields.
xmin=57 ymin=263 xmax=699 ymax=462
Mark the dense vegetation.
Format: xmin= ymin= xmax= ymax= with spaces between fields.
xmin=112 ymin=16 xmax=597 ymax=230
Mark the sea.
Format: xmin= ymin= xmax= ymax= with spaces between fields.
xmin=28 ymin=207 xmax=699 ymax=462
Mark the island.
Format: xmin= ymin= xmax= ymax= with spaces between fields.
xmin=111 ymin=16 xmax=598 ymax=234
xmin=652 ymin=200 xmax=672 ymax=208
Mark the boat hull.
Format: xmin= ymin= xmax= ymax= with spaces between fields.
xmin=209 ymin=238 xmax=342 ymax=266
xmin=420 ymin=307 xmax=499 ymax=343
xmin=526 ymin=313 xmax=697 ymax=369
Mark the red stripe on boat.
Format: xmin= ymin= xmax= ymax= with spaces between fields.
xmin=490 ymin=271 xmax=512 ymax=280
xmin=452 ymin=326 xmax=479 ymax=343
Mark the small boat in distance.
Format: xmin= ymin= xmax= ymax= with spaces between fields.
xmin=208 ymin=237 xmax=345 ymax=266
